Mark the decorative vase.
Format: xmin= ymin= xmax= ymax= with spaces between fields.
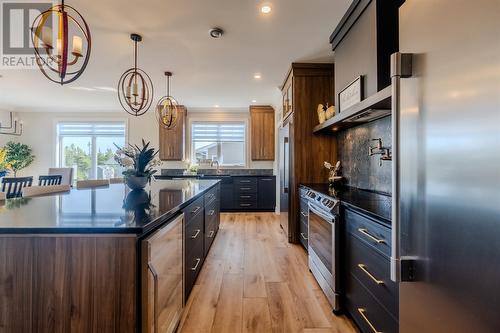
xmin=125 ymin=175 xmax=149 ymax=190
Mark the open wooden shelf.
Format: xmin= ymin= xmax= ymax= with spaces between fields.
xmin=313 ymin=85 xmax=392 ymax=134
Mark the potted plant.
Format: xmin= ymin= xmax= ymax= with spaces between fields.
xmin=3 ymin=141 xmax=35 ymax=177
xmin=114 ymin=140 xmax=161 ymax=190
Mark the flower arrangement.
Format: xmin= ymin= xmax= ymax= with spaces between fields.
xmin=114 ymin=140 xmax=161 ymax=189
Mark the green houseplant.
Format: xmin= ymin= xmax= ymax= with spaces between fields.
xmin=3 ymin=141 xmax=35 ymax=177
xmin=114 ymin=140 xmax=160 ymax=189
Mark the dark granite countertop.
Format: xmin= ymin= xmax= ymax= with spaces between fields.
xmin=0 ymin=179 xmax=219 ymax=235
xmin=300 ymin=183 xmax=391 ymax=225
xmin=160 ymin=168 xmax=274 ymax=178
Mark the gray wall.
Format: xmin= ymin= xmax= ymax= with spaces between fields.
xmin=337 ymin=116 xmax=392 ymax=194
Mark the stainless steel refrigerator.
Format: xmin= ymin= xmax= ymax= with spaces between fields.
xmin=391 ymin=0 xmax=500 ymax=332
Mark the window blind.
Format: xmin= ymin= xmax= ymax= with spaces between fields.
xmin=191 ymin=122 xmax=245 ymax=142
xmin=57 ymin=122 xmax=126 ymax=136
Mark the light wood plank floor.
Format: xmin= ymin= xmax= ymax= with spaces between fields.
xmin=178 ymin=213 xmax=358 ymax=333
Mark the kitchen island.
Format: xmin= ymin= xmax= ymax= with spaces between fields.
xmin=0 ymin=179 xmax=220 ymax=333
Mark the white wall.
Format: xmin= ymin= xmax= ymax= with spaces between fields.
xmin=0 ymin=109 xmax=275 ymax=178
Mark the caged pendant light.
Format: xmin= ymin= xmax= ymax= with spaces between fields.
xmin=156 ymin=72 xmax=179 ymax=130
xmin=30 ymin=0 xmax=91 ymax=85
xmin=117 ymin=33 xmax=154 ymax=116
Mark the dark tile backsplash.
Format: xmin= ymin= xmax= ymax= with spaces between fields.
xmin=337 ymin=116 xmax=392 ymax=194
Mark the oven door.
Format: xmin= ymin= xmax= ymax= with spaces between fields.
xmin=308 ymin=202 xmax=335 ymax=286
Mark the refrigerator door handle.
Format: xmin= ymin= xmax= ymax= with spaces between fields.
xmin=390 ymin=52 xmax=414 ymax=283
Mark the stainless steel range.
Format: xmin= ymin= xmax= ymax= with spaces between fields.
xmin=302 ymin=187 xmax=341 ymax=313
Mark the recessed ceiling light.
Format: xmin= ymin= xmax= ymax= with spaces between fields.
xmin=209 ymin=27 xmax=224 ymax=38
xmin=252 ymin=99 xmax=257 ymax=103
xmin=254 ymin=73 xmax=262 ymax=79
xmin=261 ymin=5 xmax=272 ymax=14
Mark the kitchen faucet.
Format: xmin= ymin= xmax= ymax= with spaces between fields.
xmin=210 ymin=160 xmax=221 ymax=174
xmin=369 ymin=138 xmax=392 ymax=166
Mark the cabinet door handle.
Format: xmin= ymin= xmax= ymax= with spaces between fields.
xmin=191 ymin=229 xmax=201 ymax=239
xmin=240 ymin=187 xmax=251 ymax=190
xmin=300 ymin=211 xmax=308 ymax=218
xmin=191 ymin=206 xmax=201 ymax=214
xmin=208 ymin=230 xmax=215 ymax=238
xmin=300 ymin=232 xmax=308 ymax=240
xmin=357 ymin=228 xmax=386 ymax=244
xmin=191 ymin=258 xmax=201 ymax=271
xmin=208 ymin=209 xmax=215 ymax=216
xmin=240 ymin=180 xmax=251 ymax=183
xmin=357 ymin=308 xmax=382 ymax=333
xmin=240 ymin=203 xmax=251 ymax=207
xmin=148 ymin=263 xmax=159 ymax=332
xmin=358 ymin=264 xmax=384 ymax=285
xmin=240 ymin=195 xmax=251 ymax=199
xmin=261 ymin=178 xmax=273 ymax=181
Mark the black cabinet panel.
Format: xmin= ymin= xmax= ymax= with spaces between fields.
xmin=346 ymin=208 xmax=391 ymax=258
xmin=184 ymin=239 xmax=204 ymax=300
xmin=257 ymin=177 xmax=276 ymax=211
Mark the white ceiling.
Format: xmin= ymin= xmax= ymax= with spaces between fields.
xmin=0 ymin=0 xmax=350 ymax=113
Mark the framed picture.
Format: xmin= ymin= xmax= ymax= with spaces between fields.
xmin=338 ymin=76 xmax=363 ymax=113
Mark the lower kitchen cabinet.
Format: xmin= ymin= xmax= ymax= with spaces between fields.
xmin=344 ymin=207 xmax=398 ymax=333
xmin=141 ymin=214 xmax=184 ymax=333
xmin=183 ymin=184 xmax=221 ymax=301
xmin=222 ymin=176 xmax=276 ymax=212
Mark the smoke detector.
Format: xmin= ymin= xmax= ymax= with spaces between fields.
xmin=209 ymin=27 xmax=224 ymax=38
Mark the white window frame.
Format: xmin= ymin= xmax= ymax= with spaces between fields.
xmin=187 ymin=113 xmax=249 ymax=168
xmin=54 ymin=119 xmax=128 ymax=180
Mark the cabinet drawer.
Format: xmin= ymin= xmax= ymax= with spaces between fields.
xmin=299 ymin=198 xmax=309 ymax=225
xmin=346 ymin=274 xmax=398 ymax=333
xmin=236 ymin=184 xmax=257 ymax=193
xmin=183 ymin=197 xmax=204 ymax=225
xmin=204 ymin=187 xmax=217 ymax=206
xmin=185 ymin=239 xmax=204 ymax=300
xmin=346 ymin=208 xmax=392 ymax=258
xmin=347 ymin=234 xmax=398 ymax=316
xmin=204 ymin=218 xmax=217 ymax=257
xmin=234 ymin=177 xmax=257 ymax=186
xmin=237 ymin=193 xmax=257 ymax=201
xmin=185 ymin=212 xmax=204 ymax=257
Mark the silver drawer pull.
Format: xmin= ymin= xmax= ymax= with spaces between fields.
xmin=191 ymin=229 xmax=201 ymax=239
xmin=240 ymin=180 xmax=251 ymax=183
xmin=208 ymin=230 xmax=215 ymax=238
xmin=358 ymin=264 xmax=384 ymax=285
xmin=300 ymin=232 xmax=308 ymax=240
xmin=191 ymin=206 xmax=201 ymax=214
xmin=358 ymin=228 xmax=386 ymax=244
xmin=260 ymin=178 xmax=272 ymax=181
xmin=357 ymin=308 xmax=382 ymax=333
xmin=240 ymin=195 xmax=251 ymax=199
xmin=240 ymin=203 xmax=251 ymax=207
xmin=191 ymin=258 xmax=201 ymax=271
xmin=240 ymin=187 xmax=251 ymax=190
xmin=208 ymin=209 xmax=215 ymax=216
xmin=300 ymin=211 xmax=308 ymax=217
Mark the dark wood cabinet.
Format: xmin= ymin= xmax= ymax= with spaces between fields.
xmin=258 ymin=177 xmax=276 ymax=210
xmin=344 ymin=207 xmax=398 ymax=333
xmin=280 ymin=63 xmax=337 ymax=243
xmin=159 ymin=106 xmax=186 ymax=161
xmin=250 ymin=106 xmax=275 ymax=161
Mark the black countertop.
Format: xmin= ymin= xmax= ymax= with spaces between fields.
xmin=300 ymin=183 xmax=392 ymax=225
xmin=0 ymin=179 xmax=219 ymax=235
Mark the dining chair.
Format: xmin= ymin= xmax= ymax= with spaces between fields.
xmin=22 ymin=184 xmax=71 ymax=198
xmin=76 ymin=179 xmax=110 ymax=189
xmin=38 ymin=175 xmax=62 ymax=186
xmin=109 ymin=177 xmax=124 ymax=184
xmin=48 ymin=168 xmax=74 ymax=186
xmin=1 ymin=176 xmax=33 ymax=199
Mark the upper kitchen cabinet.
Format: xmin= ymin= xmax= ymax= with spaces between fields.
xmin=159 ymin=106 xmax=186 ymax=161
xmin=330 ymin=0 xmax=403 ymax=104
xmin=250 ymin=105 xmax=275 ymax=161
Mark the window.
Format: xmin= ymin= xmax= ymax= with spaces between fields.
xmin=191 ymin=122 xmax=246 ymax=166
xmin=57 ymin=122 xmax=126 ymax=181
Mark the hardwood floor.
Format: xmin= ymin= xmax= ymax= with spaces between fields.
xmin=178 ymin=213 xmax=358 ymax=333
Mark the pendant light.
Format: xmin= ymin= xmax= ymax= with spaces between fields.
xmin=156 ymin=72 xmax=179 ymax=129
xmin=31 ymin=0 xmax=91 ymax=85
xmin=117 ymin=33 xmax=154 ymax=116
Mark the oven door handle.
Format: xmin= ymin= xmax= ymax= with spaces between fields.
xmin=308 ymin=202 xmax=335 ymax=224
